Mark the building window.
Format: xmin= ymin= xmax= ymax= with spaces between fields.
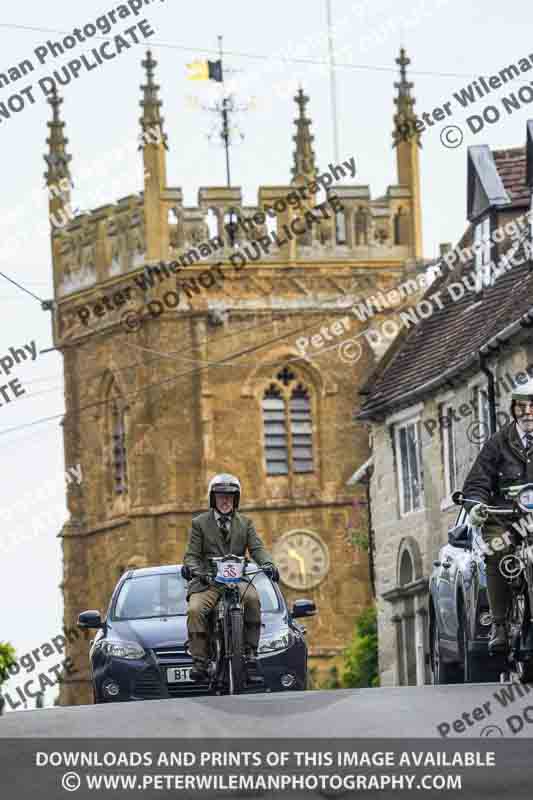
xmin=290 ymin=385 xmax=313 ymax=472
xmin=395 ymin=419 xmax=424 ymax=515
xmin=474 ymin=385 xmax=491 ymax=448
xmin=474 ymin=216 xmax=492 ymax=290
xmin=262 ymin=385 xmax=288 ymax=475
xmin=111 ymin=398 xmax=128 ymax=494
xmin=335 ymin=210 xmax=346 ymax=245
xmin=262 ymin=368 xmax=314 ymax=476
xmin=440 ymin=403 xmax=457 ymax=496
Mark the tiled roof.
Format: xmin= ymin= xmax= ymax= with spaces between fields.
xmin=493 ymin=147 xmax=530 ymax=207
xmin=358 ymin=235 xmax=533 ymax=419
xmin=358 ymin=145 xmax=533 ymax=420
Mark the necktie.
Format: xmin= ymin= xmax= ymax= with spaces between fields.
xmin=218 ymin=516 xmax=230 ymax=538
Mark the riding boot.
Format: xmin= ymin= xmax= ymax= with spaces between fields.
xmin=188 ymin=633 xmax=209 ymax=682
xmin=489 ymin=621 xmax=507 ymax=654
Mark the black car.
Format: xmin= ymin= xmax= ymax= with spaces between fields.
xmin=78 ymin=563 xmax=316 ymax=702
xmin=429 ymin=507 xmax=504 ymax=684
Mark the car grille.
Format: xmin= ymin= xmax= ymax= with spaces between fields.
xmin=151 ymin=646 xmax=206 ymax=695
xmin=133 ymin=667 xmax=163 ymax=700
xmin=153 ymin=646 xmax=189 ymax=661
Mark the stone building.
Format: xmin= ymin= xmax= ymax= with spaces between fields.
xmin=47 ymin=48 xmax=425 ymax=705
xmin=357 ymin=130 xmax=533 ymax=686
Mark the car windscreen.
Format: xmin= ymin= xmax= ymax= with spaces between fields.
xmin=113 ymin=571 xmax=281 ymax=620
xmin=249 ymin=572 xmax=281 ymax=612
xmin=114 ymin=573 xmax=187 ymax=620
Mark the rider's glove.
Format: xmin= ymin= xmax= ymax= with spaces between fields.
xmin=468 ymin=503 xmax=489 ymax=527
xmin=263 ymin=563 xmax=280 ymax=583
xmin=181 ymin=565 xmax=193 ymax=581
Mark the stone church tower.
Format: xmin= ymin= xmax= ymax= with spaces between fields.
xmin=47 ymin=49 xmax=424 ymax=705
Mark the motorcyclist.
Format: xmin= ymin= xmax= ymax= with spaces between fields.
xmin=462 ymin=379 xmax=533 ymax=653
xmin=182 ymin=473 xmax=280 ymax=683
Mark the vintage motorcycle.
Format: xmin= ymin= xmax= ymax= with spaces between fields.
xmin=183 ymin=555 xmax=272 ymax=695
xmin=454 ymin=483 xmax=533 ymax=683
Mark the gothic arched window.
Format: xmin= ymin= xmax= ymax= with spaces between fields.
xmin=262 ymin=367 xmax=314 ymax=476
xmin=108 ymin=386 xmax=128 ymax=495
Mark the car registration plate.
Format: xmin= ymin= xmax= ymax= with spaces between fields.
xmin=167 ymin=667 xmax=192 ymax=683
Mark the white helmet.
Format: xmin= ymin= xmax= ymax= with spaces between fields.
xmin=511 ymin=378 xmax=533 ymax=420
xmin=511 ymin=378 xmax=533 ymax=401
xmin=208 ymin=473 xmax=241 ymax=510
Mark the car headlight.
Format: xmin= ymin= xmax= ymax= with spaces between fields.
xmin=97 ymin=641 xmax=145 ymax=660
xmin=518 ymin=485 xmax=533 ymax=513
xmin=258 ymin=627 xmax=292 ymax=654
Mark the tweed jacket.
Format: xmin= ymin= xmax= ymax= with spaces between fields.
xmin=183 ymin=510 xmax=272 ymax=595
xmin=462 ymin=421 xmax=533 ymax=515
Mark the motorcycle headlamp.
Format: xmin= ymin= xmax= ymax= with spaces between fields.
xmin=258 ymin=627 xmax=292 ymax=655
xmin=96 ymin=640 xmax=145 ymax=660
xmin=517 ymin=484 xmax=533 ymax=513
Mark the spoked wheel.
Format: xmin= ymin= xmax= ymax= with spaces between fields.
xmin=509 ymin=589 xmax=533 ymax=683
xmin=228 ymin=609 xmax=246 ymax=695
xmin=459 ymin=613 xmax=501 ymax=683
xmin=432 ymin=621 xmax=461 ymax=685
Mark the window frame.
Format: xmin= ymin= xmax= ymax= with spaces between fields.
xmin=261 ymin=372 xmax=315 ymax=478
xmin=262 ymin=385 xmax=289 ymax=476
xmin=394 ymin=416 xmax=425 ymax=517
xmin=440 ymin=402 xmax=458 ymax=497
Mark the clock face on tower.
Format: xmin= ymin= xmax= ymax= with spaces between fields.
xmin=272 ymin=530 xmax=329 ymax=590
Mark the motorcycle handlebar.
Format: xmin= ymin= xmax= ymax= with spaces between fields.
xmin=181 ymin=563 xmax=271 ymax=582
xmin=452 ymin=491 xmax=518 ymax=516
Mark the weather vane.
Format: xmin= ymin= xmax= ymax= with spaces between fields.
xmin=186 ymin=36 xmax=250 ymax=188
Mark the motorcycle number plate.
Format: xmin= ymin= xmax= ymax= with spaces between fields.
xmin=167 ymin=667 xmax=192 ymax=683
xmin=216 ymin=560 xmax=244 ymax=582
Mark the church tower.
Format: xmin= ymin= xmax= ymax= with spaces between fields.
xmin=50 ymin=50 xmax=425 ymax=704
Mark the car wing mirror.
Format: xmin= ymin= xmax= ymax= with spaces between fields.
xmin=78 ymin=610 xmax=103 ymax=629
xmin=447 ymin=523 xmax=472 ymax=550
xmin=292 ymin=599 xmax=317 ymax=618
xmin=452 ymin=490 xmax=464 ymax=506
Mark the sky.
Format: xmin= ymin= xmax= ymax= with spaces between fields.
xmin=1 ymin=0 xmax=532 ymax=710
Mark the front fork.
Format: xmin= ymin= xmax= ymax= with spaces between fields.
xmin=523 ymin=555 xmax=533 ymax=650
xmin=223 ymin=586 xmax=241 ymax=660
xmin=213 ymin=587 xmax=241 ymax=690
